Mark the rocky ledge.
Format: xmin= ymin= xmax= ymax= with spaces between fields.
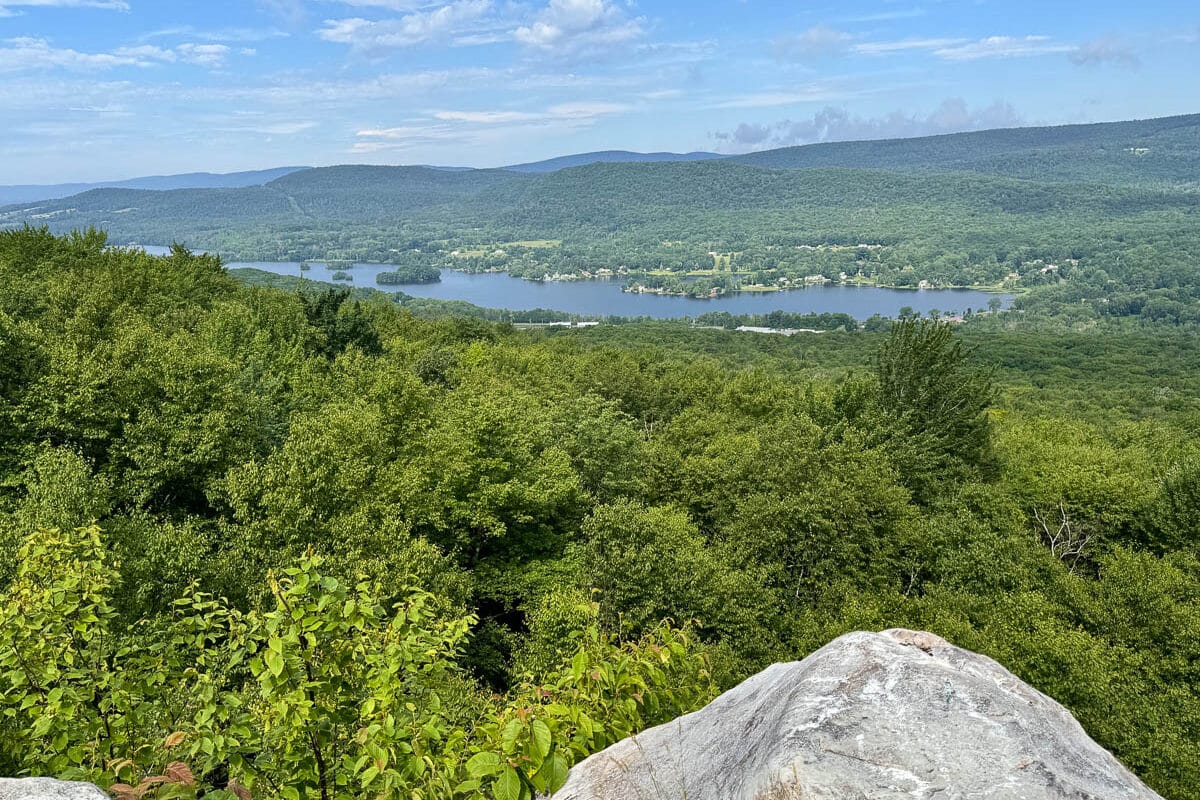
xmin=0 ymin=778 xmax=108 ymax=800
xmin=554 ymin=628 xmax=1163 ymax=800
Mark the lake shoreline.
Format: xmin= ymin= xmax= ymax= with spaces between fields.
xmin=131 ymin=246 xmax=1013 ymax=321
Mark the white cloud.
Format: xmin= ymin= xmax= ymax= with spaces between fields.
xmin=841 ymin=8 xmax=926 ymax=23
xmin=711 ymin=87 xmax=851 ymax=109
xmin=772 ymin=25 xmax=853 ymax=61
xmin=354 ymin=98 xmax=630 ymax=152
xmin=350 ymin=123 xmax=470 ymax=152
xmin=357 ymin=124 xmax=454 ymax=138
xmin=435 ymin=109 xmax=541 ymax=123
xmin=0 ymin=37 xmax=236 ymax=72
xmin=712 ymin=99 xmax=1023 ymax=152
xmin=772 ymin=30 xmax=1077 ymax=63
xmin=933 ymin=36 xmax=1074 ymax=61
xmin=452 ymin=32 xmax=507 ymax=45
xmin=514 ymin=0 xmax=644 ymax=57
xmin=641 ymin=88 xmax=684 ymax=100
xmin=853 ymin=37 xmax=967 ymax=56
xmin=422 ymin=100 xmax=628 ymax=125
xmin=195 ymin=67 xmax=496 ymax=106
xmin=0 ymin=0 xmax=127 ymax=13
xmin=0 ymin=37 xmax=142 ymax=71
xmin=546 ymin=100 xmax=628 ymax=118
xmin=175 ymin=43 xmax=232 ymax=67
xmin=139 ymin=26 xmax=289 ymax=43
xmin=330 ymin=0 xmax=429 ymax=9
xmin=852 ymin=35 xmax=1076 ymax=61
xmin=257 ymin=0 xmax=308 ymax=26
xmin=219 ymin=120 xmax=318 ymax=135
xmin=111 ymin=44 xmax=176 ymax=61
xmin=317 ymin=0 xmax=494 ymax=49
xmin=1069 ymin=37 xmax=1139 ymax=67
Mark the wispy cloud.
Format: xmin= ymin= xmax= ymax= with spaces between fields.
xmin=1070 ymin=37 xmax=1139 ymax=67
xmin=711 ymin=85 xmax=857 ymax=109
xmin=851 ymin=34 xmax=1077 ymax=61
xmin=355 ymin=98 xmax=631 ymax=152
xmin=218 ymin=119 xmax=319 ymax=135
xmin=853 ymin=37 xmax=967 ymax=56
xmin=776 ymin=30 xmax=1074 ymax=63
xmin=173 ymin=43 xmax=234 ymax=67
xmin=933 ymin=35 xmax=1075 ymax=61
xmin=841 ymin=7 xmax=927 ymax=23
xmin=331 ymin=0 xmax=431 ymax=9
xmin=0 ymin=0 xmax=127 ymax=15
xmin=0 ymin=37 xmax=239 ymax=72
xmin=434 ymin=109 xmax=541 ymax=123
xmin=427 ymin=100 xmax=629 ymax=126
xmin=772 ymin=25 xmax=853 ymax=61
xmin=514 ymin=0 xmax=644 ymax=58
xmin=317 ymin=0 xmax=496 ymax=49
xmin=139 ymin=25 xmax=289 ymax=43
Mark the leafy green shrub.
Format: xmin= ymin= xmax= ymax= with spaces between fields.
xmin=0 ymin=526 xmax=714 ymax=799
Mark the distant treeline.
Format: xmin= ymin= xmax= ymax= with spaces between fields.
xmin=695 ymin=310 xmax=858 ymax=331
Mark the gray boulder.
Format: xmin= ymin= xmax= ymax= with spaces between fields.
xmin=554 ymin=629 xmax=1163 ymax=800
xmin=0 ymin=779 xmax=108 ymax=800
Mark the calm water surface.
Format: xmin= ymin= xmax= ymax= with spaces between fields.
xmin=133 ymin=248 xmax=1011 ymax=320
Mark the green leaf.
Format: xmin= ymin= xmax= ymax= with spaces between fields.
xmin=466 ymin=751 xmax=502 ymax=778
xmin=530 ymin=719 xmax=552 ymax=761
xmin=501 ymin=718 xmax=523 ymax=754
xmin=492 ymin=767 xmax=522 ymax=800
xmin=547 ymin=753 xmax=569 ymax=792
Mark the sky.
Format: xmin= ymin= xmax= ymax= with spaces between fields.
xmin=1 ymin=0 xmax=1198 ymax=183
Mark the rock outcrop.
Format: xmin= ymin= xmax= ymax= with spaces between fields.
xmin=554 ymin=629 xmax=1164 ymax=800
xmin=0 ymin=779 xmax=109 ymax=800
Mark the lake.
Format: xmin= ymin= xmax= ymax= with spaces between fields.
xmin=131 ymin=248 xmax=1011 ymax=320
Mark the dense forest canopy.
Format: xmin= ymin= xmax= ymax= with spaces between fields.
xmin=3 ymin=114 xmax=1199 ymax=325
xmin=0 ymin=228 xmax=1198 ymax=799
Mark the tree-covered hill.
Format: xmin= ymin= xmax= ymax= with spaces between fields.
xmin=2 ymin=113 xmax=1199 ymax=325
xmin=5 ymin=157 xmax=1196 ymax=248
xmin=727 ymin=112 xmax=1200 ymax=185
xmin=0 ymin=166 xmax=310 ymax=206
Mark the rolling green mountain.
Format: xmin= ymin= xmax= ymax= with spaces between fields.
xmin=0 ymin=166 xmax=309 ymax=206
xmin=726 ymin=113 xmax=1200 ymax=185
xmin=2 ymin=113 xmax=1198 ymax=324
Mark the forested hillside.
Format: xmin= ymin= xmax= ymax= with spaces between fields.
xmin=728 ymin=112 xmax=1200 ymax=184
xmin=0 ymin=167 xmax=310 ymax=206
xmin=3 ymin=114 xmax=1198 ymax=325
xmin=1 ymin=229 xmax=1197 ymax=799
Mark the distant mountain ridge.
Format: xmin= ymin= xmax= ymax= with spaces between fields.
xmin=2 ymin=112 xmax=1197 ymax=258
xmin=7 ymin=112 xmax=1196 ymax=207
xmin=726 ymin=113 xmax=1200 ymax=184
xmin=0 ymin=166 xmax=310 ymax=206
xmin=0 ymin=152 xmax=721 ymax=206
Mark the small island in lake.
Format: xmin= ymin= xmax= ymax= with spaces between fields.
xmin=376 ymin=264 xmax=441 ymax=285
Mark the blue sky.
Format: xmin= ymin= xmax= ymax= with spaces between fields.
xmin=1 ymin=0 xmax=1198 ymax=183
